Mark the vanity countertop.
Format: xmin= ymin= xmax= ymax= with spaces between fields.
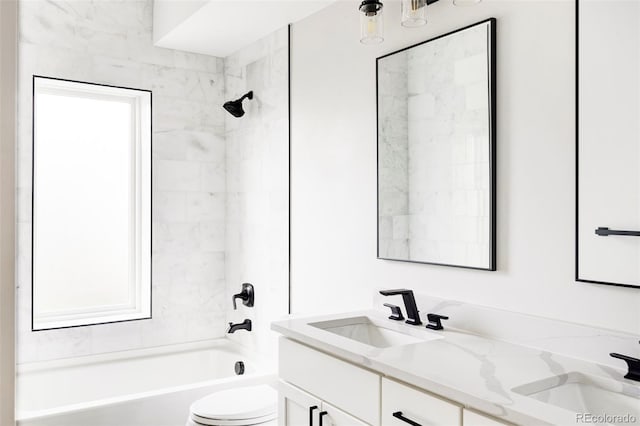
xmin=271 ymin=310 xmax=639 ymax=426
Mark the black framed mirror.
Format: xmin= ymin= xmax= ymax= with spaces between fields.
xmin=376 ymin=19 xmax=496 ymax=270
xmin=576 ymin=0 xmax=640 ymax=288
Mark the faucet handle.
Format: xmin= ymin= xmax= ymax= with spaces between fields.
xmin=383 ymin=303 xmax=405 ymax=321
xmin=232 ymin=283 xmax=254 ymax=310
xmin=425 ymin=313 xmax=449 ymax=331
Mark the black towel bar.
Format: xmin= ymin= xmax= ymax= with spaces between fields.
xmin=595 ymin=227 xmax=640 ymax=237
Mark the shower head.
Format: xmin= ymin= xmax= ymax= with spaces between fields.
xmin=223 ymin=91 xmax=254 ymax=118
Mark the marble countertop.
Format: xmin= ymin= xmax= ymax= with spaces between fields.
xmin=271 ymin=310 xmax=639 ymax=426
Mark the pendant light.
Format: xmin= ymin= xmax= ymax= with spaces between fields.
xmin=401 ymin=0 xmax=427 ymax=27
xmin=359 ymin=0 xmax=384 ymax=44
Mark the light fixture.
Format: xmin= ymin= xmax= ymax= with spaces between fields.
xmin=359 ymin=0 xmax=481 ymax=44
xmin=359 ymin=0 xmax=384 ymax=44
xmin=401 ymin=0 xmax=427 ymax=27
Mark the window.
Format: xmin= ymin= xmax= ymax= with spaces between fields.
xmin=32 ymin=76 xmax=151 ymax=330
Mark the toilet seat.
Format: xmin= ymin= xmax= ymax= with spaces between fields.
xmin=189 ymin=385 xmax=277 ymax=426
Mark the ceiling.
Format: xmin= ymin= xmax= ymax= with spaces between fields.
xmin=153 ymin=0 xmax=337 ymax=57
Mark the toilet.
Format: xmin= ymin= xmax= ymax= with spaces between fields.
xmin=187 ymin=385 xmax=278 ymax=426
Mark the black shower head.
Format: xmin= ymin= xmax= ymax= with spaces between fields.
xmin=223 ymin=91 xmax=253 ymax=118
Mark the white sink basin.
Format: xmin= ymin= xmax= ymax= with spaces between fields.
xmin=513 ymin=372 xmax=640 ymax=424
xmin=309 ymin=315 xmax=442 ymax=348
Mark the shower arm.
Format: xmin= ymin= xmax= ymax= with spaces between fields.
xmin=238 ymin=91 xmax=253 ymax=102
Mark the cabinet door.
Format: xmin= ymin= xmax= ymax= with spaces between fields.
xmin=319 ymin=401 xmax=370 ymax=426
xmin=381 ymin=378 xmax=462 ymax=426
xmin=279 ymin=380 xmax=322 ymax=426
xmin=280 ymin=337 xmax=381 ymax=425
xmin=463 ymin=409 xmax=512 ymax=426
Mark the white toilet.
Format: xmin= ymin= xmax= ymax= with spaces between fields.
xmin=187 ymin=385 xmax=278 ymax=426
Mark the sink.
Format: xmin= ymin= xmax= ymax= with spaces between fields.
xmin=513 ymin=372 xmax=640 ymax=424
xmin=309 ymin=316 xmax=442 ymax=348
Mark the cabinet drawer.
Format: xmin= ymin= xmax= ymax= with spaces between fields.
xmin=381 ymin=378 xmax=461 ymax=426
xmin=279 ymin=337 xmax=380 ymax=425
xmin=463 ymin=409 xmax=513 ymax=426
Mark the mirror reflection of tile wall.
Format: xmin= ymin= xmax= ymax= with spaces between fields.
xmin=378 ymin=20 xmax=495 ymax=270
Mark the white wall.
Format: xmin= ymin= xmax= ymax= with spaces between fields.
xmin=17 ymin=0 xmax=228 ymax=363
xmin=152 ymin=0 xmax=207 ymax=44
xmin=290 ymin=0 xmax=640 ymax=334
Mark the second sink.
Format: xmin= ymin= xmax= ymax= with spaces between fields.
xmin=309 ymin=315 xmax=442 ymax=348
xmin=512 ymin=372 xmax=640 ymax=424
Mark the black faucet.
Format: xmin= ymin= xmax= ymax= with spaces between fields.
xmin=227 ymin=319 xmax=252 ymax=333
xmin=379 ymin=289 xmax=422 ymax=325
xmin=611 ymin=347 xmax=640 ymax=382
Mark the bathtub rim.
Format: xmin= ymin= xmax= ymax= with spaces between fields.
xmin=18 ymin=337 xmax=248 ymax=374
xmin=17 ymin=372 xmax=277 ymax=422
xmin=17 ymin=337 xmax=275 ymax=421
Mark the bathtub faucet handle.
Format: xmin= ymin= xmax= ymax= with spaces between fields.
xmin=232 ymin=283 xmax=254 ymax=310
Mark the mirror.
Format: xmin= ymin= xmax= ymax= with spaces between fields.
xmin=32 ymin=76 xmax=152 ymax=330
xmin=577 ymin=1 xmax=640 ymax=288
xmin=376 ymin=19 xmax=496 ymax=270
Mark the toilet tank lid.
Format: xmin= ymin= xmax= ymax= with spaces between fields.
xmin=190 ymin=385 xmax=277 ymax=421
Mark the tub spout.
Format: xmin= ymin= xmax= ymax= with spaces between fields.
xmin=227 ymin=319 xmax=252 ymax=333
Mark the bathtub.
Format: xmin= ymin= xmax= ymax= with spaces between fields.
xmin=17 ymin=338 xmax=276 ymax=426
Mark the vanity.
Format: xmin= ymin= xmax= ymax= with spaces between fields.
xmin=272 ymin=296 xmax=640 ymax=426
xmin=276 ymin=331 xmax=505 ymax=426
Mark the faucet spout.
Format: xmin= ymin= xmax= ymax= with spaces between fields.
xmin=379 ymin=289 xmax=422 ymax=325
xmin=227 ymin=318 xmax=252 ymax=334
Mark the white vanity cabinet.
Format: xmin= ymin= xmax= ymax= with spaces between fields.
xmin=279 ymin=337 xmax=380 ymax=425
xmin=278 ymin=338 xmax=513 ymax=426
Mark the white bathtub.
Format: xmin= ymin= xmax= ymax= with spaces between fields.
xmin=17 ymin=339 xmax=275 ymax=426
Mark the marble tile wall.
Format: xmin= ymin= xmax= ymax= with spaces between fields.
xmin=17 ymin=0 xmax=228 ymax=363
xmin=223 ymin=28 xmax=290 ymax=370
xmin=377 ymin=53 xmax=409 ymax=259
xmin=406 ymin=24 xmax=490 ymax=266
